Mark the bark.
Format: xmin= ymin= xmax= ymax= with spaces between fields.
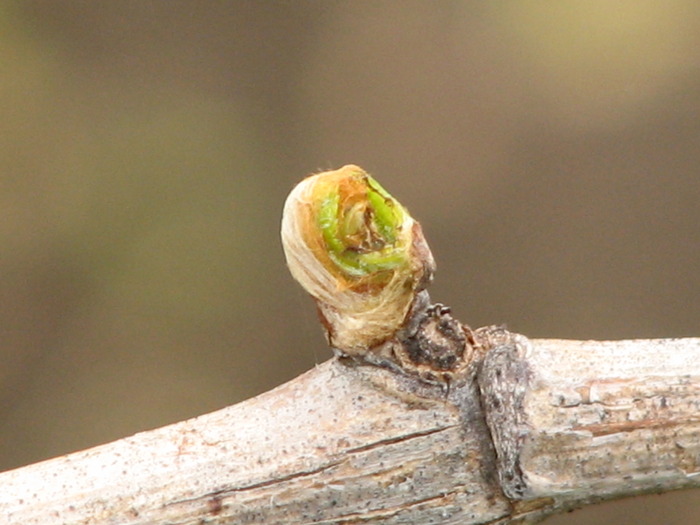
xmin=0 ymin=334 xmax=698 ymax=524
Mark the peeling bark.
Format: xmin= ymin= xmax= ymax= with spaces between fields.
xmin=0 ymin=335 xmax=698 ymax=524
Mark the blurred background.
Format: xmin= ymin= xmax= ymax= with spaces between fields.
xmin=1 ymin=2 xmax=698 ymax=523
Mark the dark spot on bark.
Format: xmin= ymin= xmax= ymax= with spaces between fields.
xmin=402 ymin=303 xmax=466 ymax=371
xmin=208 ymin=495 xmax=223 ymax=515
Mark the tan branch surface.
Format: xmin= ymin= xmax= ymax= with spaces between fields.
xmin=1 ymin=336 xmax=699 ymax=524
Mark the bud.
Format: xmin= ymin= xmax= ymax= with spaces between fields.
xmin=281 ymin=165 xmax=435 ymax=354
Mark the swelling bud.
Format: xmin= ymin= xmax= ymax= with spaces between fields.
xmin=281 ymin=165 xmax=435 ymax=354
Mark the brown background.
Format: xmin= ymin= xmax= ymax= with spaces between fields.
xmin=1 ymin=2 xmax=698 ymax=523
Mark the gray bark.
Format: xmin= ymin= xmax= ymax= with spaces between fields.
xmin=0 ymin=335 xmax=698 ymax=524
